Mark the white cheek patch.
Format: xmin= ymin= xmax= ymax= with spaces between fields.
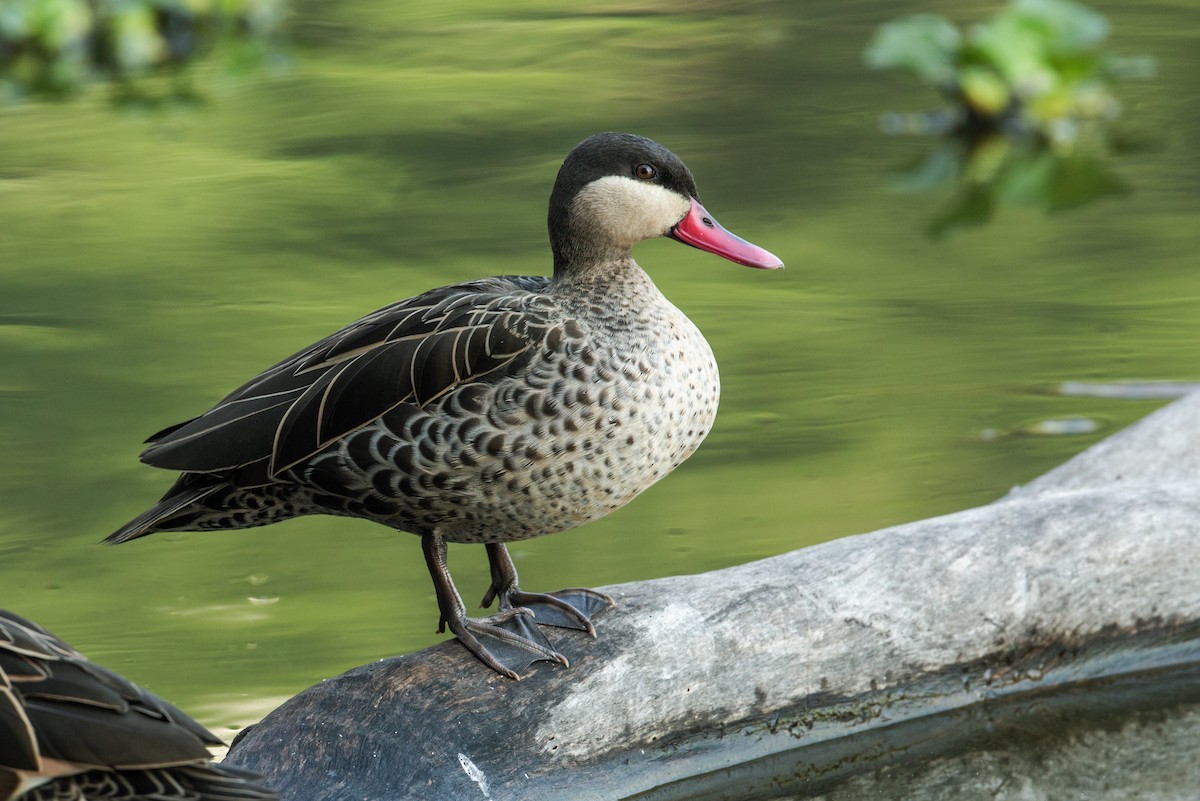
xmin=571 ymin=175 xmax=691 ymax=248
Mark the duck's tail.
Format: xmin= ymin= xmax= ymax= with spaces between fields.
xmin=104 ymin=478 xmax=226 ymax=544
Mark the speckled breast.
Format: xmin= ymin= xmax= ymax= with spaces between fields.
xmin=301 ymin=275 xmax=720 ymax=544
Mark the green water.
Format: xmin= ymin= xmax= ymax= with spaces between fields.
xmin=1 ymin=0 xmax=1197 ymax=737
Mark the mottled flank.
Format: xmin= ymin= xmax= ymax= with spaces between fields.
xmin=0 ymin=610 xmax=277 ymax=801
xmin=107 ymin=132 xmax=780 ymax=677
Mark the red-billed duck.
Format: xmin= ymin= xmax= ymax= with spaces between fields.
xmin=107 ymin=132 xmax=783 ymax=679
xmin=0 ymin=609 xmax=276 ymax=800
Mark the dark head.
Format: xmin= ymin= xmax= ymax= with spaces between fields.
xmin=547 ymin=132 xmax=783 ymax=276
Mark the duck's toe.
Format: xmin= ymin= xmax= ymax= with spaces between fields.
xmin=498 ymin=588 xmax=615 ymax=636
xmin=449 ymin=608 xmax=568 ymax=679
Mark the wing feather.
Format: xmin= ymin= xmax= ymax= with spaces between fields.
xmin=272 ymin=340 xmax=418 ymax=473
xmin=141 ymin=390 xmax=306 ymax=471
xmin=140 ymin=276 xmax=556 ymax=482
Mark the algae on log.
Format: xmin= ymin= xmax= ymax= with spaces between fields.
xmin=226 ymin=393 xmax=1200 ymax=800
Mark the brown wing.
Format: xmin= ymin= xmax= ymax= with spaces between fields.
xmin=139 ymin=275 xmax=556 ymax=481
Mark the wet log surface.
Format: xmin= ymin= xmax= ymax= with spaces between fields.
xmin=226 ymin=393 xmax=1200 ymax=801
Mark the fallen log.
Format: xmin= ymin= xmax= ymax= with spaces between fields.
xmin=227 ymin=393 xmax=1200 ymax=800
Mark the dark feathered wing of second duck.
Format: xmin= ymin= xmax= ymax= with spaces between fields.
xmin=107 ymin=132 xmax=783 ymax=679
xmin=0 ymin=609 xmax=277 ymax=801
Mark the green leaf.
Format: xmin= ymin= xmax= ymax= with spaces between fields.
xmin=966 ymin=13 xmax=1057 ymax=98
xmin=995 ymin=148 xmax=1057 ymax=203
xmin=864 ymin=13 xmax=962 ymax=84
xmin=30 ymin=0 xmax=92 ymax=52
xmin=889 ymin=143 xmax=963 ymax=194
xmin=958 ymin=66 xmax=1012 ymax=118
xmin=111 ymin=6 xmax=165 ymax=72
xmin=1010 ymin=0 xmax=1109 ymax=56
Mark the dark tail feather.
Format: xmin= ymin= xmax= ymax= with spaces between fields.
xmin=105 ymin=482 xmax=224 ymax=544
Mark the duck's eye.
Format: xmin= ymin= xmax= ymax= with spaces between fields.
xmin=634 ymin=163 xmax=657 ymax=181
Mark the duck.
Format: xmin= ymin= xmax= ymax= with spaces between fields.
xmin=106 ymin=132 xmax=783 ymax=679
xmin=0 ymin=609 xmax=277 ymax=801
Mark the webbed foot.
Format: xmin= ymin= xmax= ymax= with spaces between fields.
xmin=482 ymin=585 xmax=615 ymax=635
xmin=441 ymin=607 xmax=568 ymax=680
xmin=481 ymin=543 xmax=616 ymax=635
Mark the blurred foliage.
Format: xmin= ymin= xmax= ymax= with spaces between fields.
xmin=864 ymin=0 xmax=1155 ymax=143
xmin=0 ymin=0 xmax=286 ymax=102
xmin=866 ymin=0 xmax=1153 ymax=236
xmin=890 ymin=130 xmax=1131 ymax=238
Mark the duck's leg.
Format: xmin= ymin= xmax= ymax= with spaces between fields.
xmin=479 ymin=542 xmax=615 ymax=635
xmin=421 ymin=532 xmax=567 ymax=679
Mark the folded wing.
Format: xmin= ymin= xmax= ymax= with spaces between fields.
xmin=139 ymin=276 xmax=555 ymax=482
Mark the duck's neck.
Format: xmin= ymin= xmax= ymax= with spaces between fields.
xmin=550 ymin=250 xmax=653 ymax=290
xmin=549 ymin=221 xmax=632 ymax=280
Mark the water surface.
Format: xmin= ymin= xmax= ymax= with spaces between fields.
xmin=0 ymin=0 xmax=1196 ymax=737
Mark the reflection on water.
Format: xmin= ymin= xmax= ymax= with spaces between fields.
xmin=887 ymin=131 xmax=1131 ymax=238
xmin=0 ymin=0 xmax=1197 ymax=768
